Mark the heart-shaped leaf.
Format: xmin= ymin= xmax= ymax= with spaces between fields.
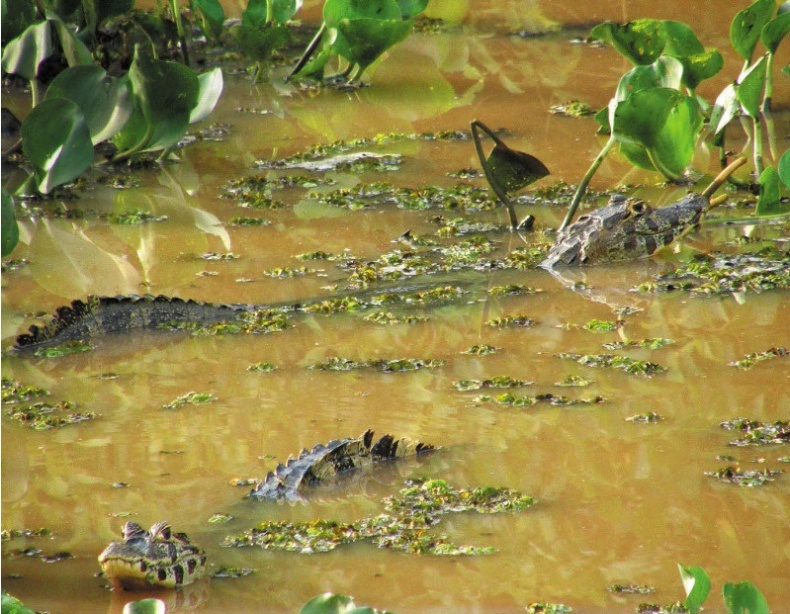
xmin=45 ymin=65 xmax=132 ymax=144
xmin=1 ymin=21 xmax=52 ymax=81
xmin=486 ymin=142 xmax=549 ymax=193
xmin=270 ymin=0 xmax=303 ymax=24
xmin=591 ymin=20 xmax=666 ymax=65
xmin=730 ymin=0 xmax=775 ymax=62
xmin=242 ymin=0 xmax=268 ymax=28
xmin=761 ymin=11 xmax=790 ymax=54
xmin=21 ymin=97 xmax=94 ymax=194
xmin=756 ymin=166 xmax=789 ymax=215
xmin=615 ymin=56 xmax=684 ymax=102
xmin=231 ymin=24 xmax=291 ymax=62
xmin=722 ymin=581 xmax=770 ymax=614
xmin=191 ymin=0 xmax=225 ymax=40
xmin=678 ymin=564 xmax=711 ymax=614
xmin=736 ymin=55 xmax=766 ymax=118
xmin=335 ymin=17 xmax=413 ymax=74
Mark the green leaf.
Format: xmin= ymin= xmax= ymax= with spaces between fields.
xmin=189 ymin=67 xmax=223 ymax=124
xmin=2 ymin=591 xmax=37 ymax=614
xmin=94 ymin=0 xmax=136 ymax=28
xmin=1 ymin=189 xmax=19 ymax=257
xmin=710 ymin=83 xmax=739 ymax=137
xmin=678 ymin=564 xmax=711 ymax=614
xmin=21 ymin=97 xmax=94 ymax=194
xmin=736 ymin=56 xmax=766 ymax=118
xmin=761 ymin=11 xmax=790 ymax=54
xmin=396 ymin=0 xmax=429 ymax=18
xmin=675 ymin=48 xmax=724 ymax=90
xmin=300 ymin=593 xmax=382 ymax=614
xmin=324 ymin=0 xmax=403 ymax=24
xmin=270 ymin=0 xmax=302 ymax=24
xmin=722 ymin=581 xmax=770 ymax=614
xmin=730 ymin=0 xmax=775 ymax=62
xmin=242 ymin=0 xmax=267 ymax=28
xmin=44 ymin=65 xmax=132 ymax=144
xmin=121 ymin=598 xmax=167 ymax=614
xmin=615 ymin=56 xmax=684 ymax=102
xmin=756 ymin=166 xmax=789 ymax=215
xmin=591 ymin=19 xmax=666 ymax=65
xmin=486 ymin=142 xmax=549 ymax=193
xmin=779 ymin=148 xmax=790 ymax=188
xmin=335 ymin=17 xmax=413 ymax=75
xmin=660 ymin=20 xmax=705 ymax=56
xmin=618 ymin=141 xmax=656 ymax=172
xmin=612 ymin=88 xmax=703 ymax=179
xmin=231 ymin=24 xmax=291 ymax=63
xmin=1 ymin=21 xmax=52 ymax=81
xmin=1 ymin=0 xmax=37 ymax=43
xmin=191 ymin=0 xmax=225 ymax=40
xmin=50 ymin=17 xmax=92 ymax=66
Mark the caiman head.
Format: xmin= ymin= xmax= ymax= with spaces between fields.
xmin=98 ymin=521 xmax=207 ymax=590
xmin=541 ymin=193 xmax=708 ymax=267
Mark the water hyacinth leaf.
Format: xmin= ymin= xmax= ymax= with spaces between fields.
xmin=44 ymin=65 xmax=132 ymax=144
xmin=612 ymin=87 xmax=702 ymax=179
xmin=736 ymin=56 xmax=766 ymax=118
xmin=710 ymin=83 xmax=739 ymax=137
xmin=335 ymin=17 xmax=413 ymax=75
xmin=618 ymin=140 xmax=656 ymax=172
xmin=722 ymin=581 xmax=770 ymax=614
xmin=189 ymin=68 xmax=223 ymax=124
xmin=21 ymin=98 xmax=94 ymax=194
xmin=1 ymin=21 xmax=52 ymax=81
xmin=675 ymin=48 xmax=723 ymax=90
xmin=324 ymin=0 xmax=403 ymax=23
xmin=486 ymin=142 xmax=550 ymax=193
xmin=49 ymin=18 xmax=92 ymax=66
xmin=730 ymin=0 xmax=775 ymax=62
xmin=270 ymin=0 xmax=303 ymax=24
xmin=191 ymin=0 xmax=225 ymax=40
xmin=755 ymin=166 xmax=788 ymax=215
xmin=591 ymin=20 xmax=666 ymax=65
xmin=396 ymin=0 xmax=429 ymax=18
xmin=300 ymin=593 xmax=380 ymax=614
xmin=93 ymin=0 xmax=135 ymax=29
xmin=615 ymin=56 xmax=684 ymax=102
xmin=121 ymin=598 xmax=167 ymax=614
xmin=2 ymin=189 xmax=19 ymax=257
xmin=678 ymin=564 xmax=711 ymax=614
xmin=231 ymin=25 xmax=291 ymax=63
xmin=660 ymin=20 xmax=705 ymax=57
xmin=779 ymin=148 xmax=790 ymax=188
xmin=1 ymin=0 xmax=37 ymax=43
xmin=761 ymin=11 xmax=790 ymax=53
xmin=242 ymin=0 xmax=268 ymax=27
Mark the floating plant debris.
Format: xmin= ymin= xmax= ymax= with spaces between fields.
xmin=553 ymin=375 xmax=592 ymax=387
xmin=223 ymin=478 xmax=534 ymax=557
xmin=704 ymin=466 xmax=781 ymax=487
xmin=476 ymin=393 xmax=604 ymax=408
xmin=33 ymin=340 xmax=93 ymax=358
xmin=208 ymin=514 xmax=234 ymax=524
xmin=262 ymin=266 xmax=308 ymax=278
xmin=228 ymin=216 xmax=271 ymax=226
xmin=727 ymin=346 xmax=788 ymax=369
xmin=2 ymin=258 xmax=30 ymax=272
xmin=108 ymin=210 xmax=168 ymax=225
xmin=485 ymin=315 xmax=536 ymax=328
xmin=488 ymin=284 xmax=543 ymax=296
xmin=549 ymin=99 xmax=595 ymax=117
xmin=2 ymin=378 xmax=94 ymax=430
xmin=210 ymin=565 xmax=256 ymax=579
xmin=453 ymin=376 xmax=533 ymax=391
xmin=162 ymin=392 xmax=217 ymax=410
xmin=719 ymin=418 xmax=790 ymax=446
xmin=626 ymin=412 xmax=663 ymax=423
xmin=462 ymin=344 xmax=500 ymax=356
xmin=1 ymin=528 xmax=53 ymax=541
xmin=635 ymin=603 xmax=688 ymax=614
xmin=603 ymin=338 xmax=675 ymax=350
xmin=583 ymin=319 xmax=619 ymax=332
xmin=525 ymin=603 xmax=573 ymax=614
xmin=247 ymin=362 xmax=277 ymax=373
xmin=557 ymin=353 xmax=666 ymax=376
xmin=309 ymin=357 xmax=444 ymax=372
xmin=607 ymin=583 xmax=655 ymax=594
xmin=362 ymin=311 xmax=430 ymax=325
xmin=200 ymin=252 xmax=240 ymax=261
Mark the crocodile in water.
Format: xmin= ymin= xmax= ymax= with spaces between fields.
xmin=98 ymin=521 xmax=207 ymax=590
xmin=248 ymin=429 xmax=436 ymax=501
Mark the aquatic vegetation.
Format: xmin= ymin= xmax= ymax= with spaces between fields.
xmin=719 ymin=418 xmax=790 ymax=446
xmin=607 ymin=584 xmax=656 ymax=594
xmin=362 ymin=311 xmax=430 ymax=325
xmin=704 ymin=465 xmax=781 ymax=487
xmin=247 ymin=362 xmax=277 ymax=373
xmin=262 ymin=266 xmax=309 ymax=278
xmin=461 ymin=344 xmax=500 ymax=356
xmin=228 ymin=216 xmax=272 ymax=226
xmin=224 ymin=478 xmax=534 ymax=556
xmin=200 ymin=252 xmax=240 ymax=261
xmin=300 ymin=593 xmax=391 ymax=614
xmin=626 ymin=412 xmax=664 ymax=423
xmin=553 ymin=375 xmax=592 ymax=387
xmin=727 ymin=346 xmax=788 ymax=369
xmin=453 ymin=376 xmax=533 ymax=392
xmin=525 ymin=605 xmax=573 ymax=614
xmin=549 ymin=100 xmax=594 ymax=117
xmin=557 ymin=353 xmax=667 ymax=376
xmin=162 ymin=391 xmax=217 ymax=410
xmin=603 ymin=338 xmax=675 ymax=350
xmin=309 ymin=357 xmax=444 ymax=372
xmin=32 ymin=339 xmax=93 ymax=358
xmin=2 ymin=377 xmax=95 ymax=430
xmin=487 ymin=284 xmax=542 ymax=296
xmin=476 ymin=393 xmax=604 ymax=408
xmin=484 ymin=315 xmax=536 ymax=328
xmin=210 ymin=565 xmax=256 ymax=579
xmin=583 ymin=319 xmax=619 ymax=332
xmin=1 ymin=528 xmax=53 ymax=541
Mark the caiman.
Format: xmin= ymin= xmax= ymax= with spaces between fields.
xmin=540 ymin=157 xmax=746 ymax=268
xmin=98 ymin=521 xmax=207 ymax=590
xmin=249 ymin=429 xmax=435 ymax=501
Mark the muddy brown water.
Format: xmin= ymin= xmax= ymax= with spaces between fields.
xmin=2 ymin=1 xmax=789 ymax=612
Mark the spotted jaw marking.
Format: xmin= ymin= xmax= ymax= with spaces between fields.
xmin=98 ymin=521 xmax=207 ymax=590
xmin=541 ymin=193 xmax=708 ymax=267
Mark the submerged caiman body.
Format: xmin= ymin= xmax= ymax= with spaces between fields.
xmin=249 ymin=429 xmax=435 ymax=501
xmin=540 ymin=193 xmax=708 ymax=268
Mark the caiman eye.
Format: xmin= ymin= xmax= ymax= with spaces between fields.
xmin=628 ymin=199 xmax=649 ymax=215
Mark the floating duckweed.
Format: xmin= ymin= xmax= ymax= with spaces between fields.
xmin=549 ymin=99 xmax=595 ymax=117
xmin=2 ymin=378 xmax=48 ymax=403
xmin=362 ymin=311 xmax=430 ymax=325
xmin=478 ymin=393 xmax=604 ymax=407
xmin=453 ymin=376 xmax=533 ymax=391
xmin=162 ymin=391 xmax=217 ymax=410
xmin=554 ymin=375 xmax=592 ymax=387
xmin=262 ymin=266 xmax=308 ymax=278
xmin=247 ymin=362 xmax=277 ymax=373
xmin=505 ymin=246 xmax=549 ymax=269
xmin=108 ymin=210 xmax=168 ymax=224
xmin=557 ymin=353 xmax=666 ymax=376
xmin=719 ymin=418 xmax=790 ymax=446
xmin=303 ymin=296 xmax=365 ymax=314
xmin=228 ymin=216 xmax=271 ymax=226
xmin=525 ymin=604 xmax=573 ymax=614
xmin=607 ymin=584 xmax=655 ymax=594
xmin=33 ymin=339 xmax=93 ymax=358
xmin=727 ymin=346 xmax=788 ymax=369
xmin=461 ymin=344 xmax=500 ymax=356
xmin=704 ymin=466 xmax=781 ymax=487
xmin=224 ymin=478 xmax=534 ymax=557
xmin=485 ymin=315 xmax=536 ymax=328
xmin=175 ymin=310 xmax=290 ymax=336
xmin=210 ymin=565 xmax=256 ymax=579
xmin=2 ymin=378 xmax=92 ymax=430
xmin=635 ymin=603 xmax=688 ymax=614
xmin=237 ymin=195 xmax=286 ymax=210
xmin=626 ymin=412 xmax=663 ymax=423
xmin=295 ymin=250 xmax=336 ymax=261
xmin=488 ymin=284 xmax=543 ymax=296
xmin=447 ymin=167 xmax=483 ymax=179
xmin=603 ymin=338 xmax=675 ymax=350
xmin=1 ymin=528 xmax=53 ymax=541
xmin=583 ymin=319 xmax=619 ymax=332
xmin=208 ymin=514 xmax=234 ymax=524
xmin=200 ymin=252 xmax=240 ymax=261
xmin=335 ymin=154 xmax=401 ymax=173
xmin=367 ymin=358 xmax=445 ymax=372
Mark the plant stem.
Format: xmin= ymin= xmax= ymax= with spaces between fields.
xmin=30 ymin=78 xmax=43 ymax=108
xmin=752 ymin=117 xmax=763 ymax=177
xmin=558 ymin=135 xmax=616 ymax=232
xmin=288 ymin=23 xmax=326 ymax=80
xmin=761 ymin=52 xmax=774 ymax=113
xmin=170 ymin=0 xmax=190 ymax=66
xmin=470 ymin=120 xmax=518 ymax=229
xmin=701 ymin=156 xmax=747 ymax=200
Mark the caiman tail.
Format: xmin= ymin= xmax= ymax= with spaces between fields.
xmin=248 ymin=429 xmax=436 ymax=501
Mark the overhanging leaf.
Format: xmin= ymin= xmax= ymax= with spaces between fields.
xmin=761 ymin=11 xmax=790 ymax=54
xmin=730 ymin=0 xmax=775 ymax=62
xmin=736 ymin=56 xmax=767 ymax=118
xmin=615 ymin=56 xmax=684 ymax=103
xmin=756 ymin=166 xmax=789 ymax=215
xmin=50 ymin=17 xmax=92 ymax=66
xmin=486 ymin=143 xmax=549 ymax=193
xmin=709 ymin=83 xmax=739 ymax=141
xmin=21 ymin=97 xmax=94 ymax=194
xmin=191 ymin=0 xmax=225 ymax=40
xmin=778 ymin=148 xmax=790 ymax=188
xmin=335 ymin=17 xmax=412 ymax=74
xmin=44 ymin=65 xmax=132 ymax=144
xmin=591 ymin=20 xmax=665 ymax=65
xmin=189 ymin=68 xmax=224 ymax=124
xmin=678 ymin=564 xmax=711 ymax=614
xmin=722 ymin=581 xmax=770 ymax=614
xmin=1 ymin=21 xmax=52 ymax=81
xmin=270 ymin=0 xmax=302 ymax=24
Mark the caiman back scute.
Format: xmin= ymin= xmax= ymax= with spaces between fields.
xmin=248 ymin=430 xmax=435 ymax=501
